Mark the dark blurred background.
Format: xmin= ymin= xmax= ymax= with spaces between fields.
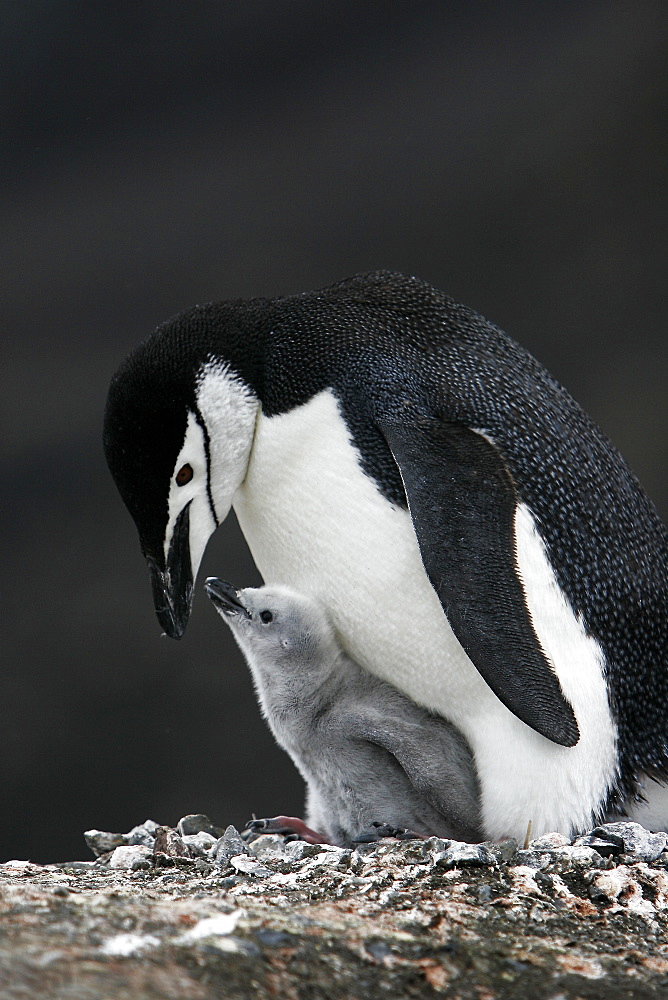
xmin=2 ymin=1 xmax=666 ymax=862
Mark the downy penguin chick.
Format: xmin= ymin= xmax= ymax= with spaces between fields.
xmin=205 ymin=578 xmax=481 ymax=847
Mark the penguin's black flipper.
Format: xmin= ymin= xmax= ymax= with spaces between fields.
xmin=378 ymin=417 xmax=579 ymax=747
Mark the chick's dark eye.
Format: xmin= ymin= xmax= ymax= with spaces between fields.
xmin=175 ymin=463 xmax=193 ymax=486
xmin=259 ymin=610 xmax=273 ymax=624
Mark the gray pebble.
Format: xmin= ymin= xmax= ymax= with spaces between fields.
xmin=366 ymin=940 xmax=393 ymax=961
xmin=125 ymin=820 xmax=159 ymax=848
xmin=256 ymin=928 xmax=299 ymax=948
xmin=51 ymin=861 xmax=97 ymax=871
xmin=575 ymin=822 xmax=668 ymax=864
xmin=84 ymin=819 xmax=160 ymax=858
xmin=176 ymin=814 xmax=219 ymax=838
xmin=389 ymin=840 xmax=434 ymax=862
xmin=154 ymin=826 xmax=190 ymax=858
xmin=487 ymin=839 xmax=519 ymax=864
xmin=83 ymin=829 xmax=127 ymax=857
xmin=281 ymin=840 xmax=325 ymax=863
xmin=512 ymin=850 xmax=552 ymax=870
xmin=433 ymin=842 xmax=497 ymax=868
xmin=247 ymin=834 xmax=291 ymax=860
xmin=308 ymin=847 xmax=347 ymax=867
xmin=424 ymin=837 xmax=454 ymax=854
xmin=217 ymin=876 xmax=239 ymax=889
xmin=571 ymin=834 xmax=620 ymax=858
xmin=529 ymin=832 xmax=570 ymax=850
xmin=182 ymin=831 xmax=218 ymax=858
xmin=108 ymin=845 xmax=154 ymax=870
xmin=229 ymin=855 xmax=274 ymax=878
xmin=549 ymin=845 xmax=603 ymax=866
xmin=213 ymin=825 xmax=249 ymax=865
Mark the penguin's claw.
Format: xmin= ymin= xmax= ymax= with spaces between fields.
xmin=244 ymin=815 xmax=327 ymax=845
xmin=352 ymin=821 xmax=424 ymax=843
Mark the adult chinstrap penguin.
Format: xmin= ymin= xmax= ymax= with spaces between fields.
xmin=103 ymin=270 xmax=668 ymax=840
xmin=205 ymin=578 xmax=481 ymax=847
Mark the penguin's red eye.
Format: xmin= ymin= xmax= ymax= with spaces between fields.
xmin=259 ymin=610 xmax=273 ymax=623
xmin=175 ymin=463 xmax=193 ymax=486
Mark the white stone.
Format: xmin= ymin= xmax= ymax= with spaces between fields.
xmin=100 ymin=933 xmax=161 ymax=956
xmin=247 ymin=834 xmax=290 ymax=859
xmin=549 ymin=845 xmax=601 ymax=864
xmin=108 ymin=845 xmax=153 ymax=869
xmin=182 ymin=831 xmax=218 ymax=856
xmin=530 ymin=832 xmax=570 ymax=849
xmin=229 ymin=855 xmax=273 ymax=877
xmin=177 ymin=911 xmax=244 ymax=942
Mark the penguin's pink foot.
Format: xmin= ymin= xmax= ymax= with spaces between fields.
xmin=245 ymin=815 xmax=328 ymax=845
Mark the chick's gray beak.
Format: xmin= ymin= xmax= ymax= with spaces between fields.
xmin=147 ymin=503 xmax=193 ymax=639
xmin=204 ymin=577 xmax=248 ymax=616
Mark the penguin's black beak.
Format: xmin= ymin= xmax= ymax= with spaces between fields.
xmin=204 ymin=577 xmax=249 ymax=617
xmin=147 ymin=503 xmax=193 ymax=639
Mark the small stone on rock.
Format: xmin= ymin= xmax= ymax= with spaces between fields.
xmin=387 ymin=839 xmax=432 ymax=862
xmin=281 ymin=840 xmax=324 ymax=862
xmin=476 ymin=884 xmax=493 ymax=903
xmin=84 ymin=829 xmax=127 ymax=857
xmin=424 ymin=837 xmax=453 ymax=854
xmin=177 ymin=814 xmax=218 ymax=838
xmin=153 ymin=826 xmax=189 ymax=858
xmin=84 ymin=820 xmax=160 ymax=858
xmin=572 ymin=834 xmax=620 ymax=857
xmin=530 ymin=832 xmax=570 ymax=850
xmin=182 ymin=831 xmax=218 ymax=858
xmin=53 ymin=862 xmax=96 ymax=871
xmin=229 ymin=855 xmax=273 ymax=877
xmin=100 ymin=932 xmax=161 ymax=956
xmin=255 ymin=928 xmax=299 ymax=948
xmin=433 ymin=842 xmax=497 ymax=869
xmin=247 ymin=834 xmax=291 ymax=860
xmin=125 ymin=820 xmax=159 ymax=847
xmin=588 ymin=865 xmax=656 ymax=917
xmin=488 ymin=839 xmax=519 ymax=864
xmin=176 ymin=910 xmax=244 ymax=941
xmin=550 ymin=845 xmax=603 ymax=866
xmin=512 ymin=849 xmax=551 ymax=870
xmin=214 ymin=825 xmax=249 ymax=865
xmin=366 ymin=940 xmax=393 ymax=961
xmin=108 ymin=845 xmax=153 ymax=870
xmin=580 ymin=822 xmax=668 ymax=864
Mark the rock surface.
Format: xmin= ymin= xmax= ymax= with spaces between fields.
xmin=3 ymin=816 xmax=668 ymax=998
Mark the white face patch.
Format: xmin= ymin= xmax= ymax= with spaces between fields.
xmin=164 ymin=361 xmax=259 ymax=586
xmin=165 ymin=411 xmax=217 ymax=577
xmin=196 ymin=360 xmax=259 ymax=518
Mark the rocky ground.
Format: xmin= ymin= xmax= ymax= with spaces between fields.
xmin=2 ymin=817 xmax=668 ymax=999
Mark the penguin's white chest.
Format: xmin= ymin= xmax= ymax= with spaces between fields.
xmin=233 ymin=389 xmax=618 ymax=839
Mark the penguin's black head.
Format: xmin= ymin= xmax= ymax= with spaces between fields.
xmin=104 ymin=343 xmax=195 ymax=565
xmin=104 ymin=327 xmax=201 ymax=637
xmin=104 ymin=305 xmax=261 ymax=638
